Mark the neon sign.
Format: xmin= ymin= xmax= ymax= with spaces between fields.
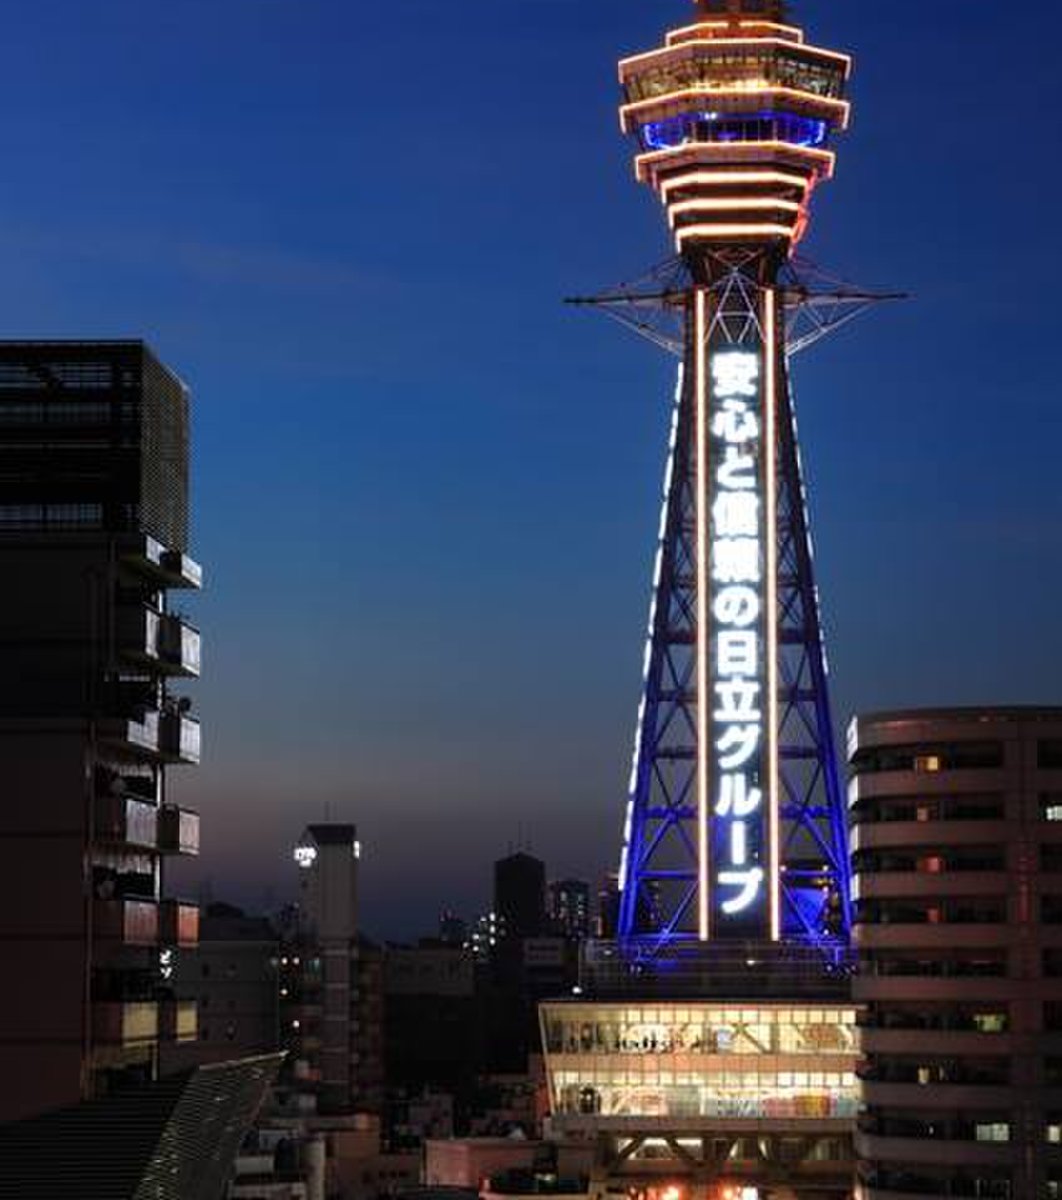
xmin=709 ymin=347 xmax=766 ymax=926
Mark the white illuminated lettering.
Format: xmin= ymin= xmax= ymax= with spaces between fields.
xmin=716 ymin=724 xmax=760 ymax=770
xmin=717 ymin=447 xmax=757 ymax=490
xmin=714 ymin=585 xmax=760 ymax=627
xmin=713 ymin=492 xmax=760 ymax=537
xmin=730 ymin=820 xmax=749 ymax=866
xmin=714 ymin=680 xmax=762 ymax=723
xmin=712 ymin=351 xmax=759 ymax=398
xmin=716 ymin=774 xmax=763 ymax=819
xmin=719 ymin=867 xmax=766 ymax=914
xmin=718 ymin=630 xmax=758 ymax=676
xmin=713 ymin=537 xmax=761 ymax=585
xmin=712 ymin=399 xmax=760 ymax=445
xmin=709 ymin=344 xmax=766 ymax=923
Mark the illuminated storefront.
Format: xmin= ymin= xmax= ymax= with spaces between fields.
xmin=541 ymin=1002 xmax=858 ymax=1122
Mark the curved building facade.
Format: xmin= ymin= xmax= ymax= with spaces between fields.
xmin=848 ymin=708 xmax=1062 ymax=1199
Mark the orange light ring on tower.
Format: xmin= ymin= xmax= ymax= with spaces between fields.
xmin=659 ymin=169 xmax=812 ymax=198
xmin=675 ymin=222 xmax=797 ymax=247
xmin=619 ymin=36 xmax=852 ymax=81
xmin=666 ymin=20 xmax=805 ymax=47
xmin=667 ymin=198 xmax=802 ymax=232
xmin=635 ymin=142 xmax=836 ymax=186
xmin=620 ymin=87 xmax=850 ymax=135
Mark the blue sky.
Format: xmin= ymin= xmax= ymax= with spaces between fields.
xmin=4 ymin=1 xmax=1060 ymax=936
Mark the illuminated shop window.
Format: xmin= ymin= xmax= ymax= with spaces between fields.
xmin=975 ymin=1123 xmax=1010 ymax=1143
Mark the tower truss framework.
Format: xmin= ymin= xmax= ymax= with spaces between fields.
xmin=602 ymin=0 xmax=871 ymax=956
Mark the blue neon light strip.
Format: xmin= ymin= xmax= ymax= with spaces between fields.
xmin=641 ymin=110 xmax=829 ymax=153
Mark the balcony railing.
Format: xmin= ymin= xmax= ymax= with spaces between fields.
xmin=158 ymin=805 xmax=200 ymax=855
xmin=118 ymin=607 xmax=201 ymax=678
xmin=159 ymin=712 xmax=200 ymax=764
xmin=94 ymin=794 xmax=158 ymax=849
xmin=124 ymin=535 xmax=203 ymax=590
xmin=158 ymin=614 xmax=201 ymax=677
xmin=160 ymin=998 xmax=198 ymax=1043
xmin=160 ymin=899 xmax=199 ymax=947
xmin=94 ymin=897 xmax=159 ymax=946
xmin=93 ymin=1000 xmax=159 ymax=1046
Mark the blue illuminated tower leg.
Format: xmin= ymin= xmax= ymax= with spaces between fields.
xmin=619 ymin=309 xmax=700 ymax=945
xmin=775 ymin=354 xmax=852 ymax=944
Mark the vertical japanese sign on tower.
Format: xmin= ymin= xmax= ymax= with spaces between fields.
xmin=695 ymin=289 xmax=778 ymax=943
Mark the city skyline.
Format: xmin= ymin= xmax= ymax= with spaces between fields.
xmin=0 ymin=0 xmax=1059 ymax=938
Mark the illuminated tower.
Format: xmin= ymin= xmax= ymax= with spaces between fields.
xmin=613 ymin=0 xmax=854 ymax=952
xmin=537 ymin=9 xmax=876 ymax=1195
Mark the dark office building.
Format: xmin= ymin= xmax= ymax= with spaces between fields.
xmin=160 ymin=903 xmax=279 ymax=1074
xmin=494 ymin=852 xmax=546 ymax=941
xmin=0 ymin=342 xmax=203 ymax=1123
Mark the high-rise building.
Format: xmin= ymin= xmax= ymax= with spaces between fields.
xmin=548 ymin=879 xmax=591 ymax=941
xmin=0 ymin=341 xmax=202 ymax=1123
xmin=284 ymin=823 xmax=375 ymax=1114
xmin=849 ymin=707 xmax=1062 ymax=1200
xmin=539 ymin=2 xmax=865 ymax=1196
xmin=495 ymin=852 xmax=547 ymax=941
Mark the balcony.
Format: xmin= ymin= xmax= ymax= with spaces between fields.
xmin=158 ymin=613 xmax=201 ymax=677
xmin=94 ymin=794 xmax=158 ymax=849
xmin=94 ymin=897 xmax=159 ymax=946
xmin=160 ymin=899 xmax=199 ymax=947
xmin=116 ymin=604 xmax=160 ymax=665
xmin=160 ymin=998 xmax=198 ymax=1043
xmin=117 ymin=607 xmax=201 ymax=678
xmin=159 ymin=711 xmax=200 ymax=764
xmin=158 ymin=805 xmax=200 ymax=856
xmin=124 ymin=535 xmax=203 ymax=590
xmin=93 ymin=1001 xmax=159 ymax=1046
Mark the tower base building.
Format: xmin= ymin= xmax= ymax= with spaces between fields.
xmin=541 ymin=947 xmax=858 ymax=1200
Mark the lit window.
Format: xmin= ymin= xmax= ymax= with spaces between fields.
xmin=915 ymin=755 xmax=942 ymax=772
xmin=1048 ymin=1124 xmax=1062 ymax=1144
xmin=975 ymin=1123 xmax=1010 ymax=1143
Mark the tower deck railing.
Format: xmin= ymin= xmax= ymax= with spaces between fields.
xmin=578 ymin=938 xmax=855 ymax=1000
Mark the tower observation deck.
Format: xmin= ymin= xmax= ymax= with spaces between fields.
xmin=613 ymin=0 xmax=853 ymax=954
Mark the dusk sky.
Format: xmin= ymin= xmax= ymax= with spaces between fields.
xmin=4 ymin=0 xmax=1060 ymax=938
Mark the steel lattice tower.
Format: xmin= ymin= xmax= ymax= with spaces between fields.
xmin=610 ymin=0 xmax=855 ymax=953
